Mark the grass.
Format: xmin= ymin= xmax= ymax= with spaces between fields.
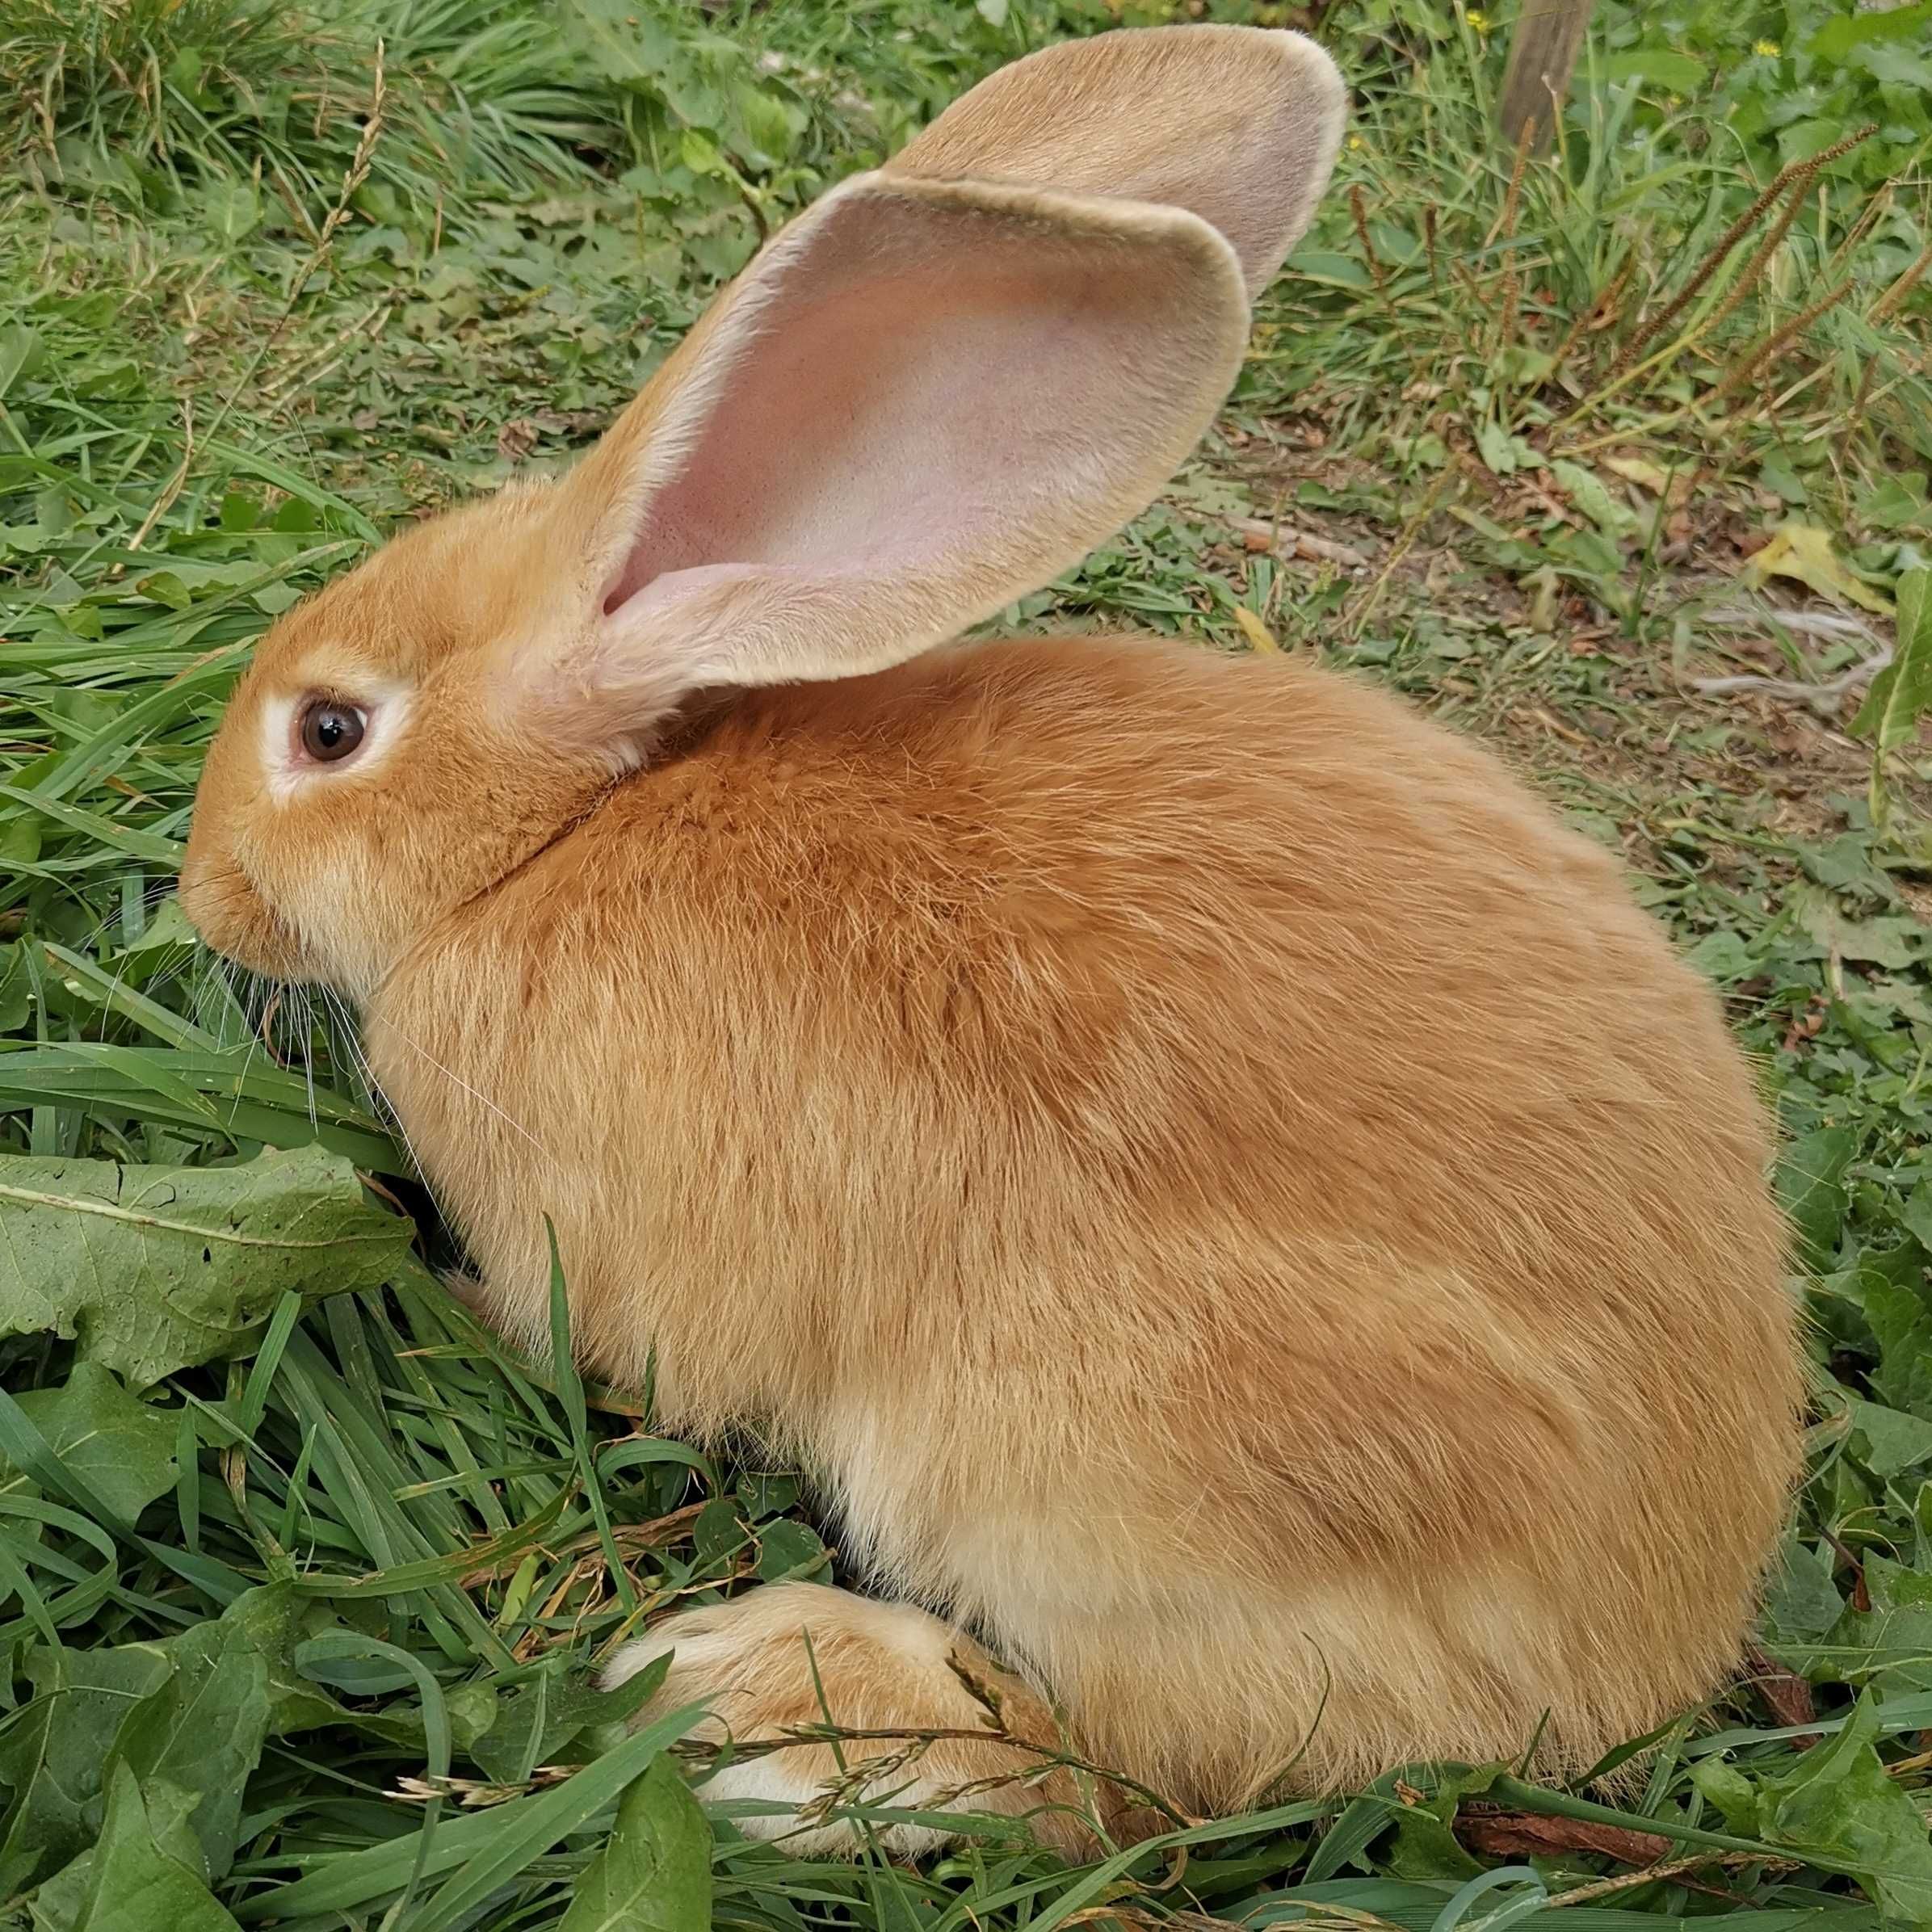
xmin=3 ymin=0 xmax=1932 ymax=1926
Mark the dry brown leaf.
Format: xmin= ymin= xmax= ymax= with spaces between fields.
xmin=497 ymin=418 xmax=540 ymax=464
xmin=1460 ymin=1811 xmax=1671 ymax=1864
xmin=1745 ymin=1640 xmax=1818 ymax=1742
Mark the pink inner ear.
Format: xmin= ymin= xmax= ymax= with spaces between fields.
xmin=597 ymin=199 xmax=1174 ymax=641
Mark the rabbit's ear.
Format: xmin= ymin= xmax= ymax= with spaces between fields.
xmin=891 ymin=26 xmax=1346 ymax=299
xmin=527 ymin=170 xmax=1249 ymax=742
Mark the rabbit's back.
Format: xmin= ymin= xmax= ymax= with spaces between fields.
xmin=379 ymin=632 xmax=1800 ymax=1796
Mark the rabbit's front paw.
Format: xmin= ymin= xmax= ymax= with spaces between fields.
xmin=604 ymin=1582 xmax=1090 ymax=1856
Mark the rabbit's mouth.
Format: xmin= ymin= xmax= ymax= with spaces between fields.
xmin=178 ymin=852 xmax=310 ymax=983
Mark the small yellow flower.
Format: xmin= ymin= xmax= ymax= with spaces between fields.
xmin=1754 ymin=38 xmax=1780 ymax=56
xmin=1466 ymin=9 xmax=1490 ymax=30
xmin=1347 ymin=133 xmax=1365 ymax=149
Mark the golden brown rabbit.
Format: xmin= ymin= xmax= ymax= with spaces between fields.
xmin=179 ymin=24 xmax=1803 ymax=1858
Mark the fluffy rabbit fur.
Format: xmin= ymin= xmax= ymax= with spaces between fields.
xmin=181 ymin=24 xmax=1803 ymax=1857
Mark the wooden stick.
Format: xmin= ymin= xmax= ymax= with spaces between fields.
xmin=1498 ymin=0 xmax=1597 ymax=152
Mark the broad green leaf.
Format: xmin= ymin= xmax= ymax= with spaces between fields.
xmin=1850 ymin=40 xmax=1932 ymax=88
xmin=0 ymin=323 xmax=45 ymax=399
xmin=1861 ymin=475 xmax=1931 ymax=532
xmin=1856 ymin=1556 xmax=1932 ymax=1699
xmin=1812 ymin=2 xmax=1932 ymax=61
xmin=1474 ymin=421 xmax=1535 ymax=476
xmin=560 ymin=0 xmax=801 ymax=172
xmin=0 ymin=943 xmax=29 ymax=1030
xmin=219 ymin=1583 xmax=342 ymax=1737
xmin=1847 ymin=1397 xmax=1932 ymax=1479
xmin=692 ymin=1495 xmax=745 ymax=1567
xmin=1782 ymin=1556 xmax=1932 ymax=1696
xmin=1301 ymin=1764 xmax=1433 ymax=1883
xmin=1801 ymin=832 xmax=1896 ymax=898
xmin=0 ymin=1586 xmax=307 ymax=1890
xmin=0 ymin=1363 xmax=176 ymax=1523
xmin=1762 ymin=1690 xmax=1932 ymax=1922
xmin=25 ymin=1762 xmax=242 ymax=1932
xmin=1905 ymin=1182 xmax=1932 ymax=1255
xmin=0 ymin=1145 xmax=414 ymax=1384
xmin=678 ymin=126 xmax=723 ymax=176
xmin=1382 ymin=1766 xmax=1495 ymax=1882
xmin=1689 ymin=1758 xmax=1761 ymax=1838
xmin=559 ymin=1754 xmax=712 ymax=1932
xmin=109 ymin=1615 xmax=274 ymax=1881
xmin=1776 ymin=1127 xmax=1857 ymax=1271
xmin=1852 ymin=567 xmax=1932 ymax=755
xmin=350 ymin=1680 xmax=498 ymax=1756
xmin=1597 ymin=48 xmax=1707 ymax=91
xmin=1760 ymin=1536 xmax=1846 ymax=1653
xmin=1279 ymin=250 xmax=1373 ymax=290
xmin=27 ymin=1777 xmax=207 ymax=1924
xmin=350 ymin=1703 xmax=705 ymax=1932
xmin=1548 ymin=460 xmax=1639 ymax=541
xmin=1684 ymin=927 xmax=1757 ymax=981
xmin=756 ymin=1515 xmax=831 ymax=1583
xmin=0 ymin=1643 xmax=174 ymax=1890
xmin=1386 ymin=1802 xmax=1483 ymax=1880
xmin=1787 ymin=883 xmax=1924 ymax=968
xmin=1865 ymin=1276 xmax=1932 ymax=1422
xmin=200 ymin=179 xmax=261 ymax=246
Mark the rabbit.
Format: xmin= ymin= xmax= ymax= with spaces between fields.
xmin=178 ymin=23 xmax=1804 ymax=1858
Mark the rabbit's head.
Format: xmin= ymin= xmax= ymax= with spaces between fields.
xmin=180 ymin=26 xmax=1345 ymax=996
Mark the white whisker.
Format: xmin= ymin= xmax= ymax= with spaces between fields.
xmin=323 ymin=984 xmax=431 ymax=1185
xmin=297 ymin=985 xmax=320 ymax=1130
xmin=366 ymin=1010 xmax=551 ymax=1160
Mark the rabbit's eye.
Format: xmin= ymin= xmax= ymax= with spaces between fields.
xmin=300 ymin=700 xmax=367 ymax=764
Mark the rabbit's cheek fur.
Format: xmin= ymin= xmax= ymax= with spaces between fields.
xmin=185 ymin=707 xmax=422 ymax=993
xmin=181 ymin=470 xmax=638 ymax=989
xmin=180 ymin=696 xmax=313 ymax=981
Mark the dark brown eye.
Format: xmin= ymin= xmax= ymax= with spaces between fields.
xmin=300 ymin=701 xmax=366 ymax=763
